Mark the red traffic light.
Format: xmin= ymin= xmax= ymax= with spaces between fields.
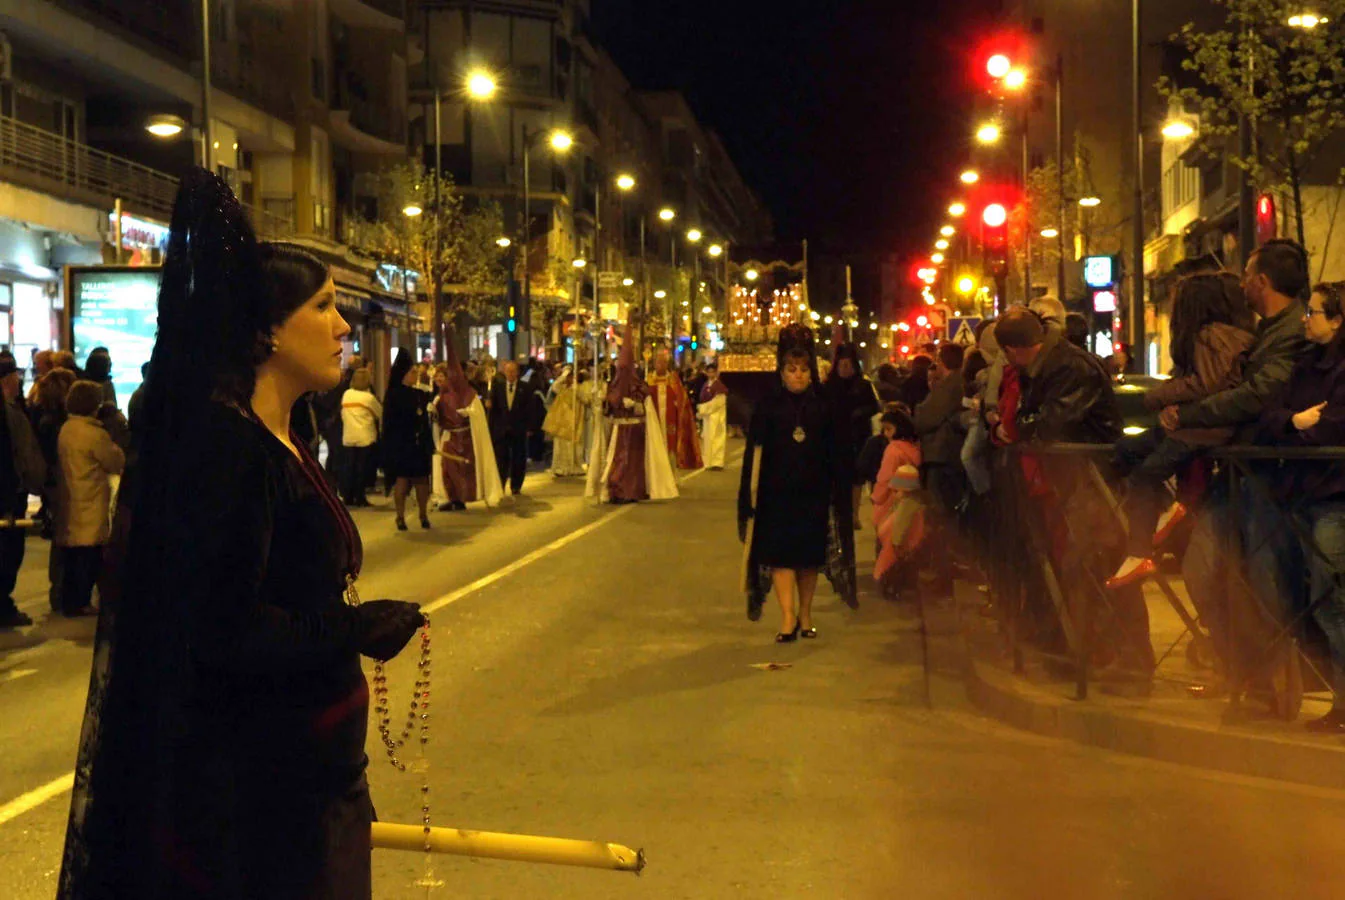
xmin=982 ymin=203 xmax=1008 ymax=228
xmin=987 ymin=54 xmax=1012 ymax=79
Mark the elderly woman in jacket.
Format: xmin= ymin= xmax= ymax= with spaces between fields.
xmin=1107 ymin=273 xmax=1255 ymax=589
xmin=1254 ymin=281 xmax=1345 ymax=733
xmin=54 ymin=380 xmax=125 ymax=617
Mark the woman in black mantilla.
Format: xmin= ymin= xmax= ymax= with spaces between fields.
xmin=382 ymin=347 xmax=434 ymax=531
xmin=58 ymin=169 xmax=426 ymax=899
xmin=739 ymin=325 xmax=851 ymax=642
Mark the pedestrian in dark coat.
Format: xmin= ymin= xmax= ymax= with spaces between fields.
xmin=383 ymin=348 xmax=434 ymax=531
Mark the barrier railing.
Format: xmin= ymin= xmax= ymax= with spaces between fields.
xmin=979 ymin=441 xmax=1345 ymax=713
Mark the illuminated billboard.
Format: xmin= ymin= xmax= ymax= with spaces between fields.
xmin=68 ymin=266 xmax=160 ymax=413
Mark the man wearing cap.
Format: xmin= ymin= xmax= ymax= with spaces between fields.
xmin=0 ymin=354 xmax=45 ymax=629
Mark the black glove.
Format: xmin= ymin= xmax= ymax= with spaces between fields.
xmin=355 ymin=600 xmax=426 ymax=662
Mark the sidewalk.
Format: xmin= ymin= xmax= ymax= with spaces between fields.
xmin=958 ymin=570 xmax=1345 ymax=790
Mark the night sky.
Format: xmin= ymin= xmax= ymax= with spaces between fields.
xmin=595 ymin=0 xmax=1003 ymax=262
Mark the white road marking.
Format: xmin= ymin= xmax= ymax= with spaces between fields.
xmin=0 ymin=668 xmax=37 ymax=684
xmin=0 ymin=455 xmax=734 ymax=829
xmin=0 ymin=772 xmax=73 ymax=827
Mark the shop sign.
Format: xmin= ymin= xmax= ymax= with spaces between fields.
xmin=68 ymin=266 xmax=160 ymax=413
xmin=108 ymin=213 xmax=169 ymax=252
xmin=375 ymin=263 xmax=419 ymax=296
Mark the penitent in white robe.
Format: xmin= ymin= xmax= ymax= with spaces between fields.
xmin=698 ymin=392 xmax=728 ymax=469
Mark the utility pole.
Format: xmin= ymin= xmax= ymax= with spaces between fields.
xmin=1130 ymin=0 xmax=1146 ymax=371
xmin=200 ymin=0 xmax=212 ymax=170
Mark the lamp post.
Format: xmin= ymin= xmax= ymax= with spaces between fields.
xmin=1131 ymin=0 xmax=1146 ymax=369
xmin=686 ymin=228 xmax=703 ymax=364
xmin=658 ymin=208 xmax=677 ymax=348
xmin=518 ymin=126 xmax=573 ymax=359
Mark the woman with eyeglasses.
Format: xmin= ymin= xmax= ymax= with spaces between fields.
xmin=1256 ymin=281 xmax=1345 ymax=733
xmin=1106 ymin=272 xmax=1256 ymax=590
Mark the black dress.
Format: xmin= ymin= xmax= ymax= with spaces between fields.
xmin=823 ymin=373 xmax=880 ymax=486
xmin=59 ymin=405 xmax=373 ymax=899
xmin=382 ymin=383 xmax=432 ymax=480
xmin=740 ymin=385 xmax=839 ymax=569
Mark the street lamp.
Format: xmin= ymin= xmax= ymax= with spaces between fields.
xmin=658 ymin=207 xmax=676 ymax=222
xmin=145 ymin=113 xmax=186 ymax=138
xmin=572 ymin=258 xmax=588 ymax=269
xmin=948 ymin=202 xmax=966 ymax=217
xmin=654 ymin=290 xmax=667 ymax=299
xmin=1003 ymin=68 xmax=1028 ymax=91
xmin=622 ymin=277 xmax=635 ymax=287
xmin=615 ymin=173 xmax=636 ymax=192
xmin=1040 ymin=227 xmax=1060 ymax=239
xmin=549 ymin=130 xmax=574 ymax=152
xmin=940 ymin=225 xmax=956 ymax=237
xmin=957 ymin=276 xmax=977 ymax=295
xmin=975 ymin=123 xmax=1002 ymax=144
xmin=935 ymin=239 xmax=949 ymax=250
xmin=960 ymin=169 xmax=980 ymax=184
xmin=686 ymin=228 xmax=703 ymax=243
xmin=402 ymin=203 xmax=423 ymax=217
xmin=1079 ymin=195 xmax=1102 ymax=208
xmin=495 ymin=237 xmax=512 ymax=248
xmin=466 ymin=71 xmax=498 ymax=100
xmin=708 ymin=244 xmax=723 ymax=258
xmin=931 ymin=252 xmax=945 ymax=264
xmin=1161 ymin=119 xmax=1196 ymax=140
xmin=745 ymin=268 xmax=760 ymax=282
xmin=1289 ymin=13 xmax=1329 ymax=28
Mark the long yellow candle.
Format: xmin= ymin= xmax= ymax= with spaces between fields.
xmin=371 ymin=823 xmax=645 ymax=874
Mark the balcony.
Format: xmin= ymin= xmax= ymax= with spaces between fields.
xmin=0 ymin=113 xmax=178 ymax=218
xmin=331 ymin=72 xmax=407 ymax=155
xmin=0 ymin=113 xmax=295 ymax=238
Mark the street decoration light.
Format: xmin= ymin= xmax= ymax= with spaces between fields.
xmin=940 ymin=225 xmax=956 ymax=237
xmin=466 ymin=71 xmax=498 ymax=100
xmin=935 ymin=239 xmax=949 ymax=250
xmin=960 ymin=169 xmax=980 ymax=184
xmin=1079 ymin=195 xmax=1102 ymax=208
xmin=615 ymin=173 xmax=636 ymax=191
xmin=976 ymin=123 xmax=1002 ymax=145
xmin=931 ymin=252 xmax=945 ymax=264
xmin=948 ymin=202 xmax=966 ymax=217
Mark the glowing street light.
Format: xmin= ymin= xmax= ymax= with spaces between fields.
xmin=402 ymin=204 xmax=423 ymax=217
xmin=1161 ymin=119 xmax=1196 ymax=140
xmin=572 ymin=258 xmax=587 ymax=269
xmin=960 ymin=169 xmax=980 ymax=185
xmin=549 ymin=130 xmax=574 ymax=152
xmin=1040 ymin=227 xmax=1060 ymax=239
xmin=744 ymin=268 xmax=760 ymax=282
xmin=622 ymin=277 xmax=635 ymax=287
xmin=940 ymin=225 xmax=956 ymax=237
xmin=1289 ymin=13 xmax=1328 ymax=28
xmin=495 ymin=237 xmax=512 ymax=248
xmin=987 ymin=54 xmax=1012 ymax=79
xmin=957 ymin=276 xmax=977 ymax=295
xmin=654 ymin=290 xmax=667 ymax=299
xmin=1003 ymin=68 xmax=1028 ymax=91
xmin=948 ymin=202 xmax=967 ymax=217
xmin=935 ymin=239 xmax=950 ymax=250
xmin=976 ymin=123 xmax=1002 ymax=145
xmin=466 ymin=71 xmax=498 ymax=100
xmin=145 ymin=114 xmax=186 ymax=138
xmin=615 ymin=173 xmax=636 ymax=191
xmin=1079 ymin=195 xmax=1102 ymax=208
xmin=708 ymin=244 xmax=724 ymax=258
xmin=931 ymin=252 xmax=945 ymax=264
xmin=658 ymin=207 xmax=677 ymax=222
xmin=686 ymin=228 xmax=703 ymax=243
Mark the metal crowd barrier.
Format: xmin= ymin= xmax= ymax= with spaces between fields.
xmin=979 ymin=441 xmax=1345 ymax=711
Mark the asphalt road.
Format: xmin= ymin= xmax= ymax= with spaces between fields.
xmin=2 ymin=440 xmax=1345 ymax=899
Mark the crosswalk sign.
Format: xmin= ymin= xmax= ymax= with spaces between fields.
xmin=948 ymin=317 xmax=981 ymax=347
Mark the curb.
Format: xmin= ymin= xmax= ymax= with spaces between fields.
xmin=965 ymin=655 xmax=1345 ymax=791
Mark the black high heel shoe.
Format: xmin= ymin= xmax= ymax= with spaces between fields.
xmin=776 ymin=623 xmax=801 ymax=643
xmin=395 ymin=517 xmax=408 ymax=532
xmin=420 ymin=515 xmax=432 ymax=530
xmin=799 ymin=626 xmax=818 ymax=639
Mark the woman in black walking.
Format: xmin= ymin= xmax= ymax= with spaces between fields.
xmin=58 ymin=170 xmax=425 ymax=899
xmin=382 ymin=348 xmax=434 ymax=531
xmin=739 ymin=325 xmax=851 ymax=641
